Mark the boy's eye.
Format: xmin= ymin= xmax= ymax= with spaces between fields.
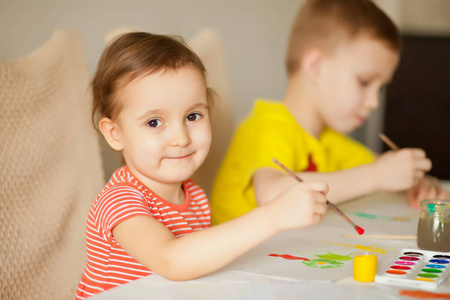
xmin=146 ymin=119 xmax=162 ymax=128
xmin=358 ymin=79 xmax=370 ymax=87
xmin=186 ymin=113 xmax=201 ymax=122
xmin=358 ymin=78 xmax=370 ymax=87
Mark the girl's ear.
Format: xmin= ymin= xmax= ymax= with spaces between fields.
xmin=302 ymin=48 xmax=324 ymax=83
xmin=99 ymin=117 xmax=124 ymax=151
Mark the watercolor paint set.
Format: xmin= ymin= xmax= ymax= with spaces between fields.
xmin=375 ymin=248 xmax=450 ymax=290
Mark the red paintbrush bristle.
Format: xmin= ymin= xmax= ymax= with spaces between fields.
xmin=356 ymin=226 xmax=365 ymax=235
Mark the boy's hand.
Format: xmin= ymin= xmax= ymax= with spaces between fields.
xmin=406 ymin=175 xmax=449 ymax=209
xmin=374 ymin=148 xmax=432 ymax=192
xmin=264 ymin=181 xmax=328 ymax=231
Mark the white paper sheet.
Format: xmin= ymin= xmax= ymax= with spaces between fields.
xmin=220 ymin=192 xmax=419 ymax=282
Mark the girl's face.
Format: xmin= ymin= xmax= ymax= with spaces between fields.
xmin=111 ymin=66 xmax=211 ymax=189
xmin=316 ymin=35 xmax=400 ymax=134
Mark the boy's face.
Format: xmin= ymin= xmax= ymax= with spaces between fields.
xmin=316 ymin=35 xmax=400 ymax=134
xmin=112 ymin=67 xmax=211 ymax=188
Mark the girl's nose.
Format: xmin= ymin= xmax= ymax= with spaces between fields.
xmin=169 ymin=123 xmax=191 ymax=147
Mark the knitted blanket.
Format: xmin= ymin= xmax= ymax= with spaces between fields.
xmin=0 ymin=30 xmax=104 ymax=300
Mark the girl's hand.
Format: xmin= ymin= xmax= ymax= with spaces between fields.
xmin=406 ymin=175 xmax=449 ymax=209
xmin=113 ymin=179 xmax=328 ymax=281
xmin=263 ymin=180 xmax=328 ymax=232
xmin=374 ymin=148 xmax=432 ymax=192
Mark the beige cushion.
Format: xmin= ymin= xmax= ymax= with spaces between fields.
xmin=0 ymin=30 xmax=104 ymax=300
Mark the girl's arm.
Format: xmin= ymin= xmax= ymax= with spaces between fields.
xmin=254 ymin=148 xmax=431 ymax=205
xmin=113 ymin=181 xmax=328 ymax=281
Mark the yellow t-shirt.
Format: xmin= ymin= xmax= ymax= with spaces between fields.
xmin=210 ymin=99 xmax=375 ymax=224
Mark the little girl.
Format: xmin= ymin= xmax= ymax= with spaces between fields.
xmin=76 ymin=32 xmax=329 ymax=299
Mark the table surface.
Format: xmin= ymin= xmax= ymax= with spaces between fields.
xmin=92 ymin=182 xmax=450 ymax=300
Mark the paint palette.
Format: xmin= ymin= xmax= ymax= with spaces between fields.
xmin=375 ymin=248 xmax=450 ymax=290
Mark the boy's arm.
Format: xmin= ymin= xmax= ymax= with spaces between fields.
xmin=254 ymin=148 xmax=432 ymax=205
xmin=113 ymin=181 xmax=328 ymax=281
xmin=253 ymin=165 xmax=378 ymax=205
xmin=406 ymin=175 xmax=449 ymax=208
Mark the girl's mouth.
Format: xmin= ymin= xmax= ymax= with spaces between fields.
xmin=165 ymin=153 xmax=193 ymax=160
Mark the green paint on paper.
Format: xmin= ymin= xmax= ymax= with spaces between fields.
xmin=303 ymin=259 xmax=344 ymax=269
xmin=270 ymin=248 xmax=358 ymax=270
xmin=349 ymin=211 xmax=416 ymax=222
xmin=315 ymin=252 xmax=354 ymax=261
xmin=352 ymin=212 xmax=378 ymax=219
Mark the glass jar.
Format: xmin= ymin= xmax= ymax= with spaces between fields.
xmin=417 ymin=199 xmax=450 ymax=252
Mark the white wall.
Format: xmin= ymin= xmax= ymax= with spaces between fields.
xmin=0 ymin=0 xmax=301 ymax=178
xmin=0 ymin=0 xmax=301 ymax=123
xmin=1 ymin=0 xmax=449 ymax=179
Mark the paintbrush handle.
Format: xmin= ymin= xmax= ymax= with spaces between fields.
xmin=275 ymin=160 xmax=303 ymax=183
xmin=272 ymin=158 xmax=359 ymax=229
xmin=326 ymin=200 xmax=357 ymax=227
xmin=379 ymin=133 xmax=399 ymax=150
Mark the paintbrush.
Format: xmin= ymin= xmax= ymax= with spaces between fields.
xmin=379 ymin=133 xmax=399 ymax=150
xmin=272 ymin=158 xmax=365 ymax=235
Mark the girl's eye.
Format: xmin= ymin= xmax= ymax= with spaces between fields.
xmin=186 ymin=113 xmax=201 ymax=122
xmin=146 ymin=119 xmax=162 ymax=128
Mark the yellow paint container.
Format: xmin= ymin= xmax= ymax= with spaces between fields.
xmin=353 ymin=251 xmax=377 ymax=282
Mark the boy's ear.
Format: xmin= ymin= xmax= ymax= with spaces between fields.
xmin=302 ymin=49 xmax=324 ymax=82
xmin=99 ymin=117 xmax=124 ymax=151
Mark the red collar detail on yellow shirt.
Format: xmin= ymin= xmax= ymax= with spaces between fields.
xmin=304 ymin=154 xmax=317 ymax=172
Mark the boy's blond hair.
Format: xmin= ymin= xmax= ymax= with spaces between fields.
xmin=286 ymin=0 xmax=402 ymax=76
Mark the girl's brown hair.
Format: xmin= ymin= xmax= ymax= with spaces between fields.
xmin=286 ymin=0 xmax=402 ymax=76
xmin=91 ymin=32 xmax=207 ymax=130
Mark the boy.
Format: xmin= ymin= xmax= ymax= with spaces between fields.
xmin=211 ymin=0 xmax=447 ymax=224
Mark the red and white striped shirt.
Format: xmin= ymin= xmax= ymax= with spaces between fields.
xmin=76 ymin=166 xmax=210 ymax=299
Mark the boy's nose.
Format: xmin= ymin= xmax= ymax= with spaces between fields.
xmin=365 ymin=92 xmax=380 ymax=110
xmin=169 ymin=123 xmax=191 ymax=147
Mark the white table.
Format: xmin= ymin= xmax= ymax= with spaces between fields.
xmin=92 ymin=183 xmax=450 ymax=300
